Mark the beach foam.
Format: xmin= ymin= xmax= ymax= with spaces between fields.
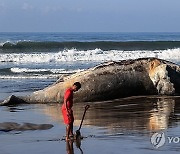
xmin=0 ymin=75 xmax=59 ymax=79
xmin=0 ymin=68 xmax=84 ymax=79
xmin=10 ymin=67 xmax=83 ymax=74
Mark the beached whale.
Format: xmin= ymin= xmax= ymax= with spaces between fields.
xmin=0 ymin=58 xmax=180 ymax=106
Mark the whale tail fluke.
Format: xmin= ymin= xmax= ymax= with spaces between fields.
xmin=0 ymin=95 xmax=27 ymax=106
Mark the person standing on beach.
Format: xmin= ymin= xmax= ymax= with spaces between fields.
xmin=62 ymin=82 xmax=81 ymax=141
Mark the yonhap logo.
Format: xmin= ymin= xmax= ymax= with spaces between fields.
xmin=151 ymin=132 xmax=166 ymax=148
xmin=151 ymin=132 xmax=180 ymax=148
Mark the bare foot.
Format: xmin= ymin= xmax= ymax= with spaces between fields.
xmin=65 ymin=136 xmax=70 ymax=141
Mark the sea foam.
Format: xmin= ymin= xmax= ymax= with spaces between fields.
xmin=10 ymin=67 xmax=83 ymax=74
xmin=0 ymin=48 xmax=179 ymax=64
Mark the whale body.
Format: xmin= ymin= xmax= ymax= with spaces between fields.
xmin=1 ymin=58 xmax=180 ymax=106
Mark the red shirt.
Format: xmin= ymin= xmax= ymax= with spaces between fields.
xmin=61 ymin=88 xmax=74 ymax=124
xmin=63 ymin=88 xmax=73 ymax=109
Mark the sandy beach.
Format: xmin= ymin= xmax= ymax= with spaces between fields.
xmin=0 ymin=96 xmax=180 ymax=154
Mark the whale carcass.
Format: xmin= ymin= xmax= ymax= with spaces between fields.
xmin=0 ymin=58 xmax=180 ymax=106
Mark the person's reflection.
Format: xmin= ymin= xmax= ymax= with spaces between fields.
xmin=66 ymin=140 xmax=74 ymax=154
xmin=66 ymin=138 xmax=83 ymax=154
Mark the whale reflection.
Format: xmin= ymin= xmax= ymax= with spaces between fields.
xmin=148 ymin=98 xmax=175 ymax=131
xmin=40 ymin=96 xmax=180 ymax=133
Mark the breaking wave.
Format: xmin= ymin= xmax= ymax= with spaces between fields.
xmin=10 ymin=67 xmax=83 ymax=74
xmin=0 ymin=67 xmax=84 ymax=79
xmin=0 ymin=48 xmax=179 ymax=64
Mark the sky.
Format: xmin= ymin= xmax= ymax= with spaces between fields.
xmin=0 ymin=0 xmax=180 ymax=32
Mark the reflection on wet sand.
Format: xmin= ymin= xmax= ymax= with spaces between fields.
xmin=40 ymin=96 xmax=180 ymax=133
xmin=148 ymin=98 xmax=175 ymax=131
xmin=66 ymin=138 xmax=83 ymax=154
xmin=66 ymin=140 xmax=74 ymax=154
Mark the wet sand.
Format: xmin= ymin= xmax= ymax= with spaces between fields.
xmin=0 ymin=96 xmax=180 ymax=154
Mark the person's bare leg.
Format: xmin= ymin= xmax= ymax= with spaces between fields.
xmin=66 ymin=125 xmax=70 ymax=141
xmin=70 ymin=123 xmax=73 ymax=137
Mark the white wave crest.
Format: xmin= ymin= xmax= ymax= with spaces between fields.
xmin=0 ymin=48 xmax=180 ymax=63
xmin=10 ymin=67 xmax=84 ymax=74
xmin=0 ymin=41 xmax=11 ymax=46
xmin=0 ymin=74 xmax=59 ymax=79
